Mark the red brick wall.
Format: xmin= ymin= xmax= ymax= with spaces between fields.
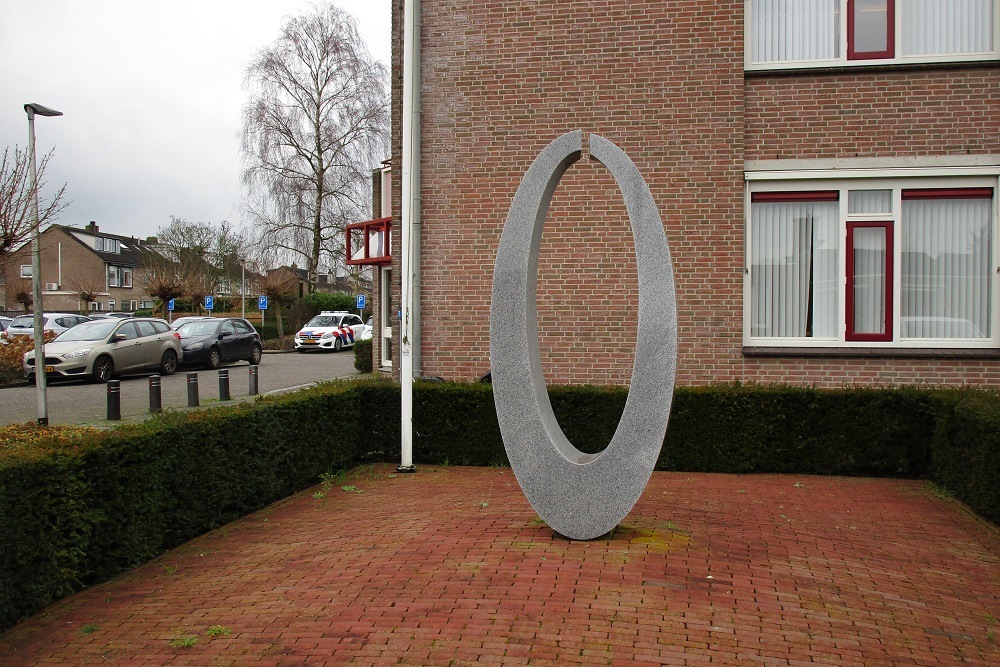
xmin=394 ymin=1 xmax=1000 ymax=389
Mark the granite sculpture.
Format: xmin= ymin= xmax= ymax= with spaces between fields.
xmin=490 ymin=130 xmax=677 ymax=540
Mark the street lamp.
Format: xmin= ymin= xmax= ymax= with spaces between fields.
xmin=24 ymin=103 xmax=62 ymax=426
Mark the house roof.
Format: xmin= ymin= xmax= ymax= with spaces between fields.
xmin=58 ymin=224 xmax=157 ymax=268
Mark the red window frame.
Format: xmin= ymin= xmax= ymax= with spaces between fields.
xmin=846 ymin=221 xmax=894 ymax=342
xmin=848 ymin=0 xmax=895 ymax=61
xmin=750 ymin=191 xmax=839 ymax=203
xmin=345 ymin=217 xmax=393 ymax=266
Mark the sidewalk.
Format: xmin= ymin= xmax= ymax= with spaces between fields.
xmin=1 ymin=466 xmax=997 ymax=666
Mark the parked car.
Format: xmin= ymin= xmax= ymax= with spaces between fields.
xmin=104 ymin=312 xmax=134 ymax=319
xmin=23 ymin=317 xmax=182 ymax=383
xmin=0 ymin=316 xmax=11 ymax=332
xmin=1 ymin=313 xmax=91 ymax=342
xmin=293 ymin=311 xmax=366 ymax=352
xmin=358 ymin=317 xmax=373 ymax=341
xmin=176 ymin=317 xmax=263 ymax=369
xmin=170 ymin=315 xmax=212 ymax=330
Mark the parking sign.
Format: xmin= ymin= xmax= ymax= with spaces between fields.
xmin=204 ymin=295 xmax=214 ymax=311
xmin=357 ymin=294 xmax=366 ymax=310
xmin=167 ymin=298 xmax=175 ymax=312
xmin=258 ymin=295 xmax=268 ymax=310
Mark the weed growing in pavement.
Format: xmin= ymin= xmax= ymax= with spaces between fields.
xmin=206 ymin=625 xmax=231 ymax=638
xmin=480 ymin=480 xmax=494 ymax=508
xmin=79 ymin=624 xmax=99 ymax=635
xmin=927 ymin=481 xmax=954 ymax=500
xmin=163 ymin=565 xmax=177 ymax=575
xmin=341 ymin=485 xmax=362 ymax=494
xmin=170 ymin=635 xmax=198 ymax=648
xmin=313 ymin=470 xmax=346 ymax=500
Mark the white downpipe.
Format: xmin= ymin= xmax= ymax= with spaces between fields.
xmin=399 ymin=0 xmax=420 ymax=472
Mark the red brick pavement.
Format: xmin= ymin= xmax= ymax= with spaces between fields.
xmin=1 ymin=466 xmax=997 ymax=666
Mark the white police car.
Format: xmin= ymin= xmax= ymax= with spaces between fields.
xmin=294 ymin=311 xmax=366 ymax=352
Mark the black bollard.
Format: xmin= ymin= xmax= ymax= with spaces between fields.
xmin=249 ymin=365 xmax=259 ymax=396
xmin=187 ymin=372 xmax=200 ymax=407
xmin=148 ymin=374 xmax=162 ymax=413
xmin=106 ymin=380 xmax=121 ymax=421
xmin=218 ymin=368 xmax=230 ymax=401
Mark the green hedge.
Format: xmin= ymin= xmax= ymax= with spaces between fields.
xmin=354 ymin=338 xmax=373 ymax=373
xmin=1 ymin=380 xmax=997 ymax=630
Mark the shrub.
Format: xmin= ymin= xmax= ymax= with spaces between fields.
xmin=354 ymin=338 xmax=372 ymax=373
xmin=0 ymin=331 xmax=57 ymax=384
xmin=303 ymin=292 xmax=357 ymax=315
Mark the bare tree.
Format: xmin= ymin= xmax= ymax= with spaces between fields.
xmin=12 ymin=278 xmax=33 ymax=311
xmin=138 ymin=249 xmax=185 ymax=318
xmin=0 ymin=146 xmax=68 ymax=275
xmin=241 ymin=2 xmax=389 ymax=293
xmin=66 ymin=270 xmax=106 ymax=312
xmin=259 ymin=269 xmax=299 ymax=337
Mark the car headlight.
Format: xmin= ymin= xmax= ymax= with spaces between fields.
xmin=187 ymin=341 xmax=204 ymax=351
xmin=321 ymin=332 xmax=335 ymax=339
xmin=63 ymin=348 xmax=92 ymax=359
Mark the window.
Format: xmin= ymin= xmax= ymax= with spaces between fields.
xmin=20 ymin=265 xmax=31 ymax=278
xmin=747 ymin=0 xmax=998 ymax=69
xmin=95 ymin=237 xmax=120 ymax=253
xmin=107 ymin=266 xmax=133 ymax=288
xmin=747 ymin=180 xmax=996 ymax=347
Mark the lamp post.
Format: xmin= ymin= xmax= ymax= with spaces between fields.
xmin=24 ymin=103 xmax=62 ymax=426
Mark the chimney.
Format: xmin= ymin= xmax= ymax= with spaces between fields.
xmin=146 ymin=236 xmax=158 ymax=244
xmin=86 ymin=221 xmax=99 ymax=233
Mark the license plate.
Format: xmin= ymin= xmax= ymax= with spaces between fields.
xmin=44 ymin=366 xmax=54 ymax=373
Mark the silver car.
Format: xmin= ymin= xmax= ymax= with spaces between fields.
xmin=24 ymin=317 xmax=183 ymax=383
xmin=1 ymin=312 xmax=91 ymax=341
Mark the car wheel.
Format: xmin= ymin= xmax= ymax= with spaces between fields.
xmin=92 ymin=356 xmax=114 ymax=383
xmin=160 ymin=349 xmax=178 ymax=375
xmin=333 ymin=337 xmax=343 ymax=353
xmin=249 ymin=344 xmax=262 ymax=365
xmin=206 ymin=347 xmax=221 ymax=370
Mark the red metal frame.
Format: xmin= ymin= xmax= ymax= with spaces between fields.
xmin=846 ymin=221 xmax=894 ymax=342
xmin=902 ymin=188 xmax=994 ymax=200
xmin=346 ymin=217 xmax=392 ymax=266
xmin=751 ymin=191 xmax=839 ymax=203
xmin=848 ymin=0 xmax=895 ymax=61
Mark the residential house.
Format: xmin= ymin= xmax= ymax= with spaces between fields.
xmin=1 ymin=221 xmax=157 ymax=313
xmin=362 ymin=0 xmax=1000 ymax=388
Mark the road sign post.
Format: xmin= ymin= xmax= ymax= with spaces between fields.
xmin=258 ymin=295 xmax=267 ymax=328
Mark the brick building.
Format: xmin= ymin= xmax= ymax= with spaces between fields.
xmin=0 ymin=222 xmax=157 ymax=314
xmin=365 ymin=0 xmax=1000 ymax=388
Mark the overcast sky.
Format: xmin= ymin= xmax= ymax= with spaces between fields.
xmin=1 ymin=1 xmax=391 ymax=241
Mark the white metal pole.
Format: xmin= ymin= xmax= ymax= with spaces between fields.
xmin=399 ymin=0 xmax=421 ymax=473
xmin=26 ymin=109 xmax=48 ymax=425
xmin=241 ymin=261 xmax=246 ymax=319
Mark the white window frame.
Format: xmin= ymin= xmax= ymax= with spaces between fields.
xmin=20 ymin=265 xmax=32 ymax=278
xmin=746 ymin=0 xmax=1000 ymax=71
xmin=744 ymin=164 xmax=1000 ymax=349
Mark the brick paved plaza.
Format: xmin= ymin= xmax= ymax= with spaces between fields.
xmin=1 ymin=466 xmax=997 ymax=666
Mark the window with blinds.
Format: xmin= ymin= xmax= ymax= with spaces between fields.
xmin=747 ymin=0 xmax=998 ymax=68
xmin=747 ymin=182 xmax=996 ymax=346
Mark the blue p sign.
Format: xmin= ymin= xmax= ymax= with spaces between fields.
xmin=356 ymin=294 xmax=366 ymax=310
xmin=258 ymin=295 xmax=268 ymax=310
xmin=204 ymin=295 xmax=214 ymax=311
xmin=167 ymin=298 xmax=175 ymax=312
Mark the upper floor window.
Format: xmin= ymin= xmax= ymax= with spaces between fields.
xmin=747 ymin=0 xmax=998 ymax=70
xmin=95 ymin=237 xmax=120 ymax=253
xmin=20 ymin=265 xmax=32 ymax=278
xmin=107 ymin=265 xmax=133 ymax=288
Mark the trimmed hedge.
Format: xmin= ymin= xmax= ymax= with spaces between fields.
xmin=354 ymin=338 xmax=373 ymax=373
xmin=1 ymin=380 xmax=997 ymax=630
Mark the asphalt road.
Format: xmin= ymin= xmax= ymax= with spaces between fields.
xmin=0 ymin=350 xmax=361 ymax=428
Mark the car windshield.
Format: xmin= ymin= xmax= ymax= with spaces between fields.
xmin=54 ymin=319 xmax=118 ymax=342
xmin=10 ymin=315 xmax=36 ymax=328
xmin=178 ymin=320 xmax=221 ymax=336
xmin=305 ymin=315 xmax=340 ymax=327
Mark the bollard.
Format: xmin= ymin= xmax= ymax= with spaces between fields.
xmin=106 ymin=379 xmax=121 ymax=421
xmin=218 ymin=368 xmax=231 ymax=402
xmin=187 ymin=372 xmax=200 ymax=407
xmin=249 ymin=365 xmax=259 ymax=396
xmin=149 ymin=374 xmax=162 ymax=413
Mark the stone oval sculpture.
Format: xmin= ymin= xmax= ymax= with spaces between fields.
xmin=490 ymin=130 xmax=678 ymax=540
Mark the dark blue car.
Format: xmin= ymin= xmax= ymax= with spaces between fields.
xmin=176 ymin=317 xmax=263 ymax=370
